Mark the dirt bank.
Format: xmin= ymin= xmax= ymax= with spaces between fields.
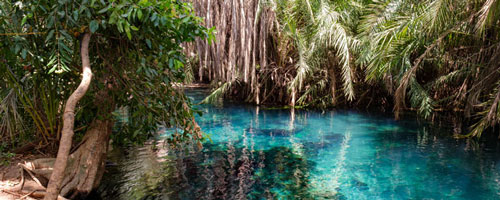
xmin=0 ymin=155 xmax=50 ymax=200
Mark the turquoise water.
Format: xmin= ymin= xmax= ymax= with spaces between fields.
xmin=94 ymin=89 xmax=500 ymax=200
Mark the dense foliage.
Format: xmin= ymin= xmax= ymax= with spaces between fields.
xmin=0 ymin=0 xmax=210 ymax=148
xmin=196 ymin=0 xmax=500 ymax=138
xmin=1 ymin=0 xmax=211 ymax=198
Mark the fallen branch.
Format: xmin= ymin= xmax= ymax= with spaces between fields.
xmin=19 ymin=163 xmax=47 ymax=189
xmin=20 ymin=190 xmax=36 ymax=199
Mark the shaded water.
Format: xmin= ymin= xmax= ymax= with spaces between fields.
xmin=93 ymin=89 xmax=500 ymax=200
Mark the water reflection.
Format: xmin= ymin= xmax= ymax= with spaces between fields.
xmin=91 ymin=89 xmax=500 ymax=200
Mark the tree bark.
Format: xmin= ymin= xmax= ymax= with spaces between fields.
xmin=240 ymin=0 xmax=248 ymax=83
xmin=192 ymin=0 xmax=270 ymax=100
xmin=328 ymin=66 xmax=337 ymax=105
xmin=45 ymin=33 xmax=92 ymax=200
xmin=19 ymin=118 xmax=113 ymax=199
xmin=59 ymin=119 xmax=112 ymax=198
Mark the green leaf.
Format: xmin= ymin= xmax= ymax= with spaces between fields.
xmin=21 ymin=49 xmax=27 ymax=59
xmin=59 ymin=30 xmax=72 ymax=39
xmin=59 ymin=41 xmax=72 ymax=52
xmin=98 ymin=4 xmax=112 ymax=14
xmin=117 ymin=20 xmax=124 ymax=32
xmin=168 ymin=58 xmax=174 ymax=68
xmin=137 ymin=9 xmax=143 ymax=20
xmin=14 ymin=44 xmax=21 ymax=54
xmin=145 ymin=39 xmax=152 ymax=49
xmin=151 ymin=13 xmax=157 ymax=22
xmin=73 ymin=10 xmax=79 ymax=21
xmin=21 ymin=15 xmax=28 ymax=26
xmin=47 ymin=17 xmax=55 ymax=28
xmin=109 ymin=11 xmax=118 ymax=24
xmin=138 ymin=0 xmax=148 ymax=6
xmin=126 ymin=29 xmax=132 ymax=40
xmin=57 ymin=11 xmax=65 ymax=17
xmin=46 ymin=56 xmax=57 ymax=67
xmin=89 ymin=20 xmax=99 ymax=33
xmin=124 ymin=22 xmax=131 ymax=39
xmin=45 ymin=30 xmax=55 ymax=43
xmin=48 ymin=65 xmax=57 ymax=74
xmin=130 ymin=25 xmax=139 ymax=31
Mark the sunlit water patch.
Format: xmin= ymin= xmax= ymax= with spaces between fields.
xmin=91 ymin=89 xmax=500 ymax=200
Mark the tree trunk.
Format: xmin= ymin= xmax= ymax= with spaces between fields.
xmin=240 ymin=0 xmax=248 ymax=83
xmin=30 ymin=83 xmax=115 ymax=199
xmin=329 ymin=66 xmax=337 ymax=105
xmin=45 ymin=33 xmax=93 ymax=200
xmin=20 ymin=118 xmax=113 ymax=199
xmin=192 ymin=0 xmax=273 ymax=103
xmin=58 ymin=119 xmax=113 ymax=198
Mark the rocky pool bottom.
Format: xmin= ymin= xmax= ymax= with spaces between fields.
xmin=90 ymin=89 xmax=500 ymax=200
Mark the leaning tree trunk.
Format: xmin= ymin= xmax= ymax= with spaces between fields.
xmin=42 ymin=32 xmax=117 ymax=199
xmin=45 ymin=33 xmax=93 ymax=200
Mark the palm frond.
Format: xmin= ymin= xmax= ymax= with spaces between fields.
xmin=0 ymin=88 xmax=25 ymax=142
xmin=430 ymin=68 xmax=469 ymax=88
xmin=296 ymin=77 xmax=328 ymax=106
xmin=409 ymin=79 xmax=434 ymax=119
xmin=200 ymin=81 xmax=234 ymax=105
xmin=468 ymin=83 xmax=500 ymax=137
xmin=476 ymin=0 xmax=500 ymax=35
xmin=314 ymin=1 xmax=355 ymax=100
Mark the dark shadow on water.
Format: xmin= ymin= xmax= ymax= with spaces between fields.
xmin=88 ymin=143 xmax=341 ymax=200
xmin=245 ymin=127 xmax=302 ymax=137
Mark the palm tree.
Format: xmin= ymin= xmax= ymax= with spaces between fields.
xmin=197 ymin=0 xmax=500 ymax=138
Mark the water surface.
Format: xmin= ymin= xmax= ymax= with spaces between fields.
xmin=94 ymin=89 xmax=500 ymax=200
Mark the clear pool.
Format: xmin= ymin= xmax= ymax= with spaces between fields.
xmin=93 ymin=89 xmax=500 ymax=200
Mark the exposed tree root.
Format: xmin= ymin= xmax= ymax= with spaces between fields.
xmin=7 ymin=119 xmax=111 ymax=199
